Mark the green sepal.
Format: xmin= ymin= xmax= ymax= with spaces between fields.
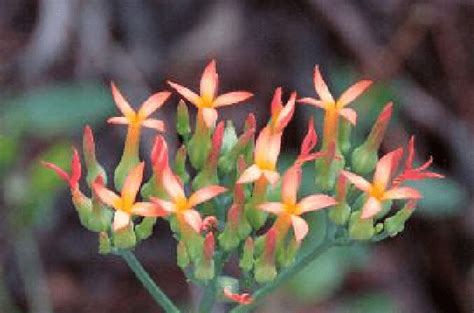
xmin=114 ymin=154 xmax=139 ymax=190
xmin=254 ymin=258 xmax=277 ymax=284
xmin=348 ymin=211 xmax=375 ymax=240
xmin=315 ymin=157 xmax=345 ymax=192
xmin=135 ymin=217 xmax=157 ymax=241
xmin=329 ymin=202 xmax=351 ymax=225
xmin=351 ymin=143 xmax=378 ymax=175
xmin=194 ymin=258 xmax=215 ymax=281
xmin=113 ymin=223 xmax=137 ymax=249
xmin=188 ymin=130 xmax=211 ymax=170
xmin=383 ymin=206 xmax=413 ymax=237
xmin=338 ymin=119 xmax=352 ymax=155
xmin=245 ymin=203 xmax=267 ymax=230
xmin=239 ymin=240 xmax=255 ymax=272
xmin=99 ymin=232 xmax=112 ymax=254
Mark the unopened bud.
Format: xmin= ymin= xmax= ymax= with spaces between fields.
xmin=349 ymin=211 xmax=375 ymax=241
xmin=135 ymin=217 xmax=157 ymax=241
xmin=239 ymin=238 xmax=254 ymax=272
xmin=176 ymin=100 xmax=191 ymax=138
xmin=177 ymin=240 xmax=190 ymax=268
xmin=174 ymin=145 xmax=190 ymax=184
xmin=99 ymin=232 xmax=111 ymax=254
xmin=113 ymin=223 xmax=137 ymax=249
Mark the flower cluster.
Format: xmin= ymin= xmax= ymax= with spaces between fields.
xmin=43 ymin=60 xmax=442 ymax=305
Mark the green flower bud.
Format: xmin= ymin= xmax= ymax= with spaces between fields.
xmin=384 ymin=206 xmax=413 ymax=237
xmin=176 ymin=100 xmax=191 ymax=138
xmin=349 ymin=211 xmax=375 ymax=240
xmin=315 ymin=157 xmax=344 ymax=192
xmin=194 ymin=258 xmax=215 ymax=281
xmin=245 ymin=203 xmax=267 ymax=230
xmin=188 ymin=131 xmax=211 ymax=170
xmin=338 ymin=119 xmax=352 ymax=155
xmin=351 ymin=143 xmax=378 ymax=175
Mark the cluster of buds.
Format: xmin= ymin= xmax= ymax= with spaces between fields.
xmin=44 ymin=61 xmax=442 ymax=305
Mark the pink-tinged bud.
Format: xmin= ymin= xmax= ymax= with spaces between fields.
xmin=174 ymin=145 xmax=189 ymax=184
xmin=83 ymin=126 xmax=107 ymax=186
xmin=209 ymin=121 xmax=225 ymax=169
xmin=329 ymin=173 xmax=351 ymax=225
xmin=203 ymin=232 xmax=215 ymax=261
xmin=300 ymin=117 xmax=318 ymax=159
xmin=195 ymin=232 xmax=215 ymax=281
xmin=202 ymin=216 xmax=218 ymax=233
xmin=367 ymin=102 xmax=393 ymax=150
xmin=254 ymin=229 xmax=277 ymax=283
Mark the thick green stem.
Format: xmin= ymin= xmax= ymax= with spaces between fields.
xmin=118 ymin=250 xmax=181 ymax=313
xmin=229 ymin=240 xmax=333 ymax=313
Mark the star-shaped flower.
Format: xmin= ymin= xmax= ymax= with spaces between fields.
xmin=167 ymin=60 xmax=253 ymax=128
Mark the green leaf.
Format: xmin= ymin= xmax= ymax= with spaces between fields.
xmin=1 ymin=82 xmax=113 ymax=137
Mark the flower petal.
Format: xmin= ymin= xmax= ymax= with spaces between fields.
xmin=141 ymin=119 xmax=166 ymax=132
xmin=274 ymin=92 xmax=296 ymax=132
xmin=113 ymin=210 xmax=131 ymax=232
xmin=93 ymin=182 xmax=122 ymax=209
xmin=111 ymin=82 xmax=135 ymax=120
xmin=298 ymin=194 xmax=337 ymax=213
xmin=167 ymin=81 xmax=201 ymax=106
xmin=150 ymin=197 xmax=176 ymax=213
xmin=297 ymin=97 xmax=326 ymax=109
xmin=107 ymin=116 xmax=130 ymax=125
xmin=259 ymin=202 xmax=285 ymax=214
xmin=131 ymin=202 xmax=167 ymax=217
xmin=313 ymin=65 xmax=334 ymax=103
xmin=121 ymin=162 xmax=144 ymax=208
xmin=340 ymin=170 xmax=371 ymax=192
xmin=383 ymin=187 xmax=422 ymax=200
xmin=282 ymin=166 xmax=301 ymax=205
xmin=213 ymin=91 xmax=253 ymax=107
xmin=360 ymin=196 xmax=382 ymax=219
xmin=374 ymin=148 xmax=403 ymax=188
xmin=182 ymin=210 xmax=202 ymax=233
xmin=138 ymin=91 xmax=171 ymax=119
xmin=188 ymin=185 xmax=227 ymax=207
xmin=263 ymin=170 xmax=280 ymax=186
xmin=200 ymin=60 xmax=218 ymax=99
xmin=162 ymin=168 xmax=185 ymax=201
xmin=41 ymin=162 xmax=69 ymax=185
xmin=337 ymin=80 xmax=372 ymax=108
xmin=339 ymin=108 xmax=357 ymax=125
xmin=237 ymin=164 xmax=262 ymax=184
xmin=291 ymin=215 xmax=309 ymax=242
xmin=200 ymin=107 xmax=218 ymax=128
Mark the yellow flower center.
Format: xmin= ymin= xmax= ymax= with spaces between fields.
xmin=256 ymin=160 xmax=275 ymax=171
xmin=284 ymin=203 xmax=300 ymax=215
xmin=175 ymin=196 xmax=190 ymax=212
xmin=199 ymin=94 xmax=215 ymax=108
xmin=369 ymin=182 xmax=385 ymax=200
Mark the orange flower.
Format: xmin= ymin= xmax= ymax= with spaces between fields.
xmin=151 ymin=167 xmax=227 ymax=233
xmin=42 ymin=148 xmax=82 ymax=193
xmin=299 ymin=66 xmax=372 ymax=148
xmin=223 ymin=288 xmax=253 ymax=305
xmin=93 ymin=162 xmax=165 ymax=231
xmin=167 ymin=60 xmax=253 ymax=128
xmin=237 ymin=89 xmax=296 ymax=185
xmin=108 ymin=82 xmax=170 ymax=159
xmin=259 ymin=166 xmax=336 ymax=241
xmin=393 ymin=136 xmax=444 ymax=186
xmin=341 ymin=148 xmax=422 ymax=219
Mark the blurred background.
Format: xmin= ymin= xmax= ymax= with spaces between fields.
xmin=0 ymin=1 xmax=473 ymax=312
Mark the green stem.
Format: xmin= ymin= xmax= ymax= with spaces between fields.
xmin=117 ymin=250 xmax=181 ymax=313
xmin=229 ymin=240 xmax=333 ymax=313
xmin=198 ymin=252 xmax=226 ymax=313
